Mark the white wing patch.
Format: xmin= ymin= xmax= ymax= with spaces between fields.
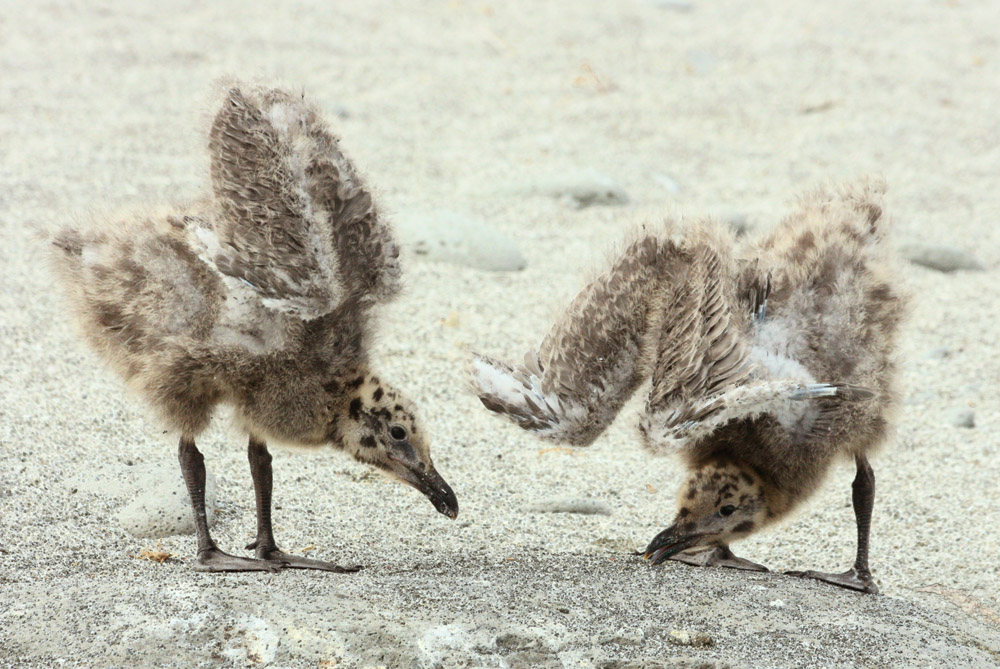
xmin=470 ymin=355 xmax=588 ymax=441
xmin=640 ymin=377 xmax=877 ymax=455
xmin=190 ymin=220 xmax=291 ymax=353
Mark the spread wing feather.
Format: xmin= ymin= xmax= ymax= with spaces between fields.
xmin=641 ymin=379 xmax=876 ymax=454
xmin=470 ymin=218 xmax=879 ymax=452
xmin=640 ymin=226 xmax=876 ymax=454
xmin=470 ymin=230 xmax=673 ymax=446
xmin=300 ymin=104 xmax=401 ymax=303
xmin=204 ymin=84 xmax=400 ymax=320
xmin=645 ymin=237 xmax=756 ymax=413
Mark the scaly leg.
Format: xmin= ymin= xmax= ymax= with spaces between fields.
xmin=786 ymin=455 xmax=879 ymax=594
xmin=178 ymin=436 xmax=283 ymax=572
xmin=671 ymin=545 xmax=769 ymax=572
xmin=245 ymin=437 xmax=362 ymax=573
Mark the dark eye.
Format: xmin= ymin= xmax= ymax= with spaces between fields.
xmin=389 ymin=425 xmax=407 ymax=441
xmin=720 ymin=505 xmax=736 ymax=517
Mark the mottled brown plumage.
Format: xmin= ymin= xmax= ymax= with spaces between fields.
xmin=471 ymin=178 xmax=904 ymax=593
xmin=473 ymin=232 xmax=668 ymax=445
xmin=51 ymin=83 xmax=457 ymax=573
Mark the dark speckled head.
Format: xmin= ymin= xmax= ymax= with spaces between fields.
xmin=644 ymin=459 xmax=772 ymax=563
xmin=334 ymin=373 xmax=458 ymax=519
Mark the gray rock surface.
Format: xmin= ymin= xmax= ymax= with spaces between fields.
xmin=2 ymin=554 xmax=998 ymax=667
xmin=117 ymin=463 xmax=217 ymax=538
xmin=901 ymin=244 xmax=985 ymax=272
xmin=395 ymin=210 xmax=527 ymax=271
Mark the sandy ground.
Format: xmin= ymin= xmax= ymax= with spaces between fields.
xmin=2 ymin=0 xmax=1000 ymax=666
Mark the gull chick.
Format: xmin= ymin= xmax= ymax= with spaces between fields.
xmin=52 ymin=83 xmax=458 ymax=573
xmin=471 ymin=179 xmax=903 ymax=593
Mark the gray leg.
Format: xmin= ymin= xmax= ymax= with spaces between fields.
xmin=246 ymin=437 xmax=362 ymax=573
xmin=178 ymin=436 xmax=283 ymax=573
xmin=671 ymin=545 xmax=769 ymax=572
xmin=786 ymin=455 xmax=879 ymax=594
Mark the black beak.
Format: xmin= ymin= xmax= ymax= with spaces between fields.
xmin=643 ymin=525 xmax=701 ymax=565
xmin=391 ymin=459 xmax=459 ymax=519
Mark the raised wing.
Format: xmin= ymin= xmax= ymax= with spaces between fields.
xmin=299 ymin=98 xmax=401 ymax=304
xmin=639 ymin=225 xmax=876 ymax=454
xmin=204 ymin=84 xmax=400 ymax=320
xmin=470 ymin=229 xmax=674 ymax=446
xmin=206 ymin=85 xmax=342 ymax=319
xmin=641 ymin=228 xmax=756 ymax=434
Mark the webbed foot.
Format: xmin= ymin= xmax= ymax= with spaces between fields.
xmin=247 ymin=540 xmax=362 ymax=573
xmin=193 ymin=547 xmax=285 ymax=573
xmin=785 ymin=568 xmax=879 ymax=594
xmin=671 ymin=545 xmax=769 ymax=572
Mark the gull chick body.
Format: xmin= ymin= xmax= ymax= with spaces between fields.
xmin=52 ymin=84 xmax=458 ymax=573
xmin=471 ymin=179 xmax=903 ymax=593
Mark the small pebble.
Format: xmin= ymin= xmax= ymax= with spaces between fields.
xmin=650 ymin=0 xmax=694 ymax=10
xmin=668 ymin=629 xmax=714 ymax=648
xmin=395 ymin=210 xmax=526 ymax=272
xmin=801 ymin=100 xmax=837 ymax=114
xmin=494 ymin=632 xmax=544 ymax=651
xmin=684 ymin=49 xmax=717 ymax=75
xmin=598 ymin=628 xmax=643 ymax=645
xmin=716 ymin=211 xmax=751 ymax=236
xmin=530 ymin=169 xmax=629 ymax=208
xmin=949 ymin=409 xmax=975 ymax=429
xmin=904 ymin=390 xmax=937 ymax=406
xmin=900 ymin=244 xmax=984 ymax=273
xmin=528 ymin=497 xmax=611 ymax=515
xmin=654 ymin=173 xmax=683 ymax=194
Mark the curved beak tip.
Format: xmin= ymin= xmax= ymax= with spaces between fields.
xmin=424 ymin=470 xmax=458 ymax=521
xmin=391 ymin=459 xmax=458 ymax=520
xmin=644 ymin=526 xmax=696 ymax=565
xmin=428 ymin=489 xmax=458 ymax=520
